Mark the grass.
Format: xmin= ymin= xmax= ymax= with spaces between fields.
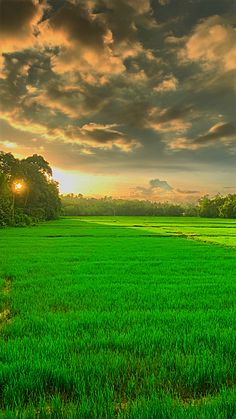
xmin=0 ymin=216 xmax=235 ymax=418
xmin=82 ymin=216 xmax=236 ymax=247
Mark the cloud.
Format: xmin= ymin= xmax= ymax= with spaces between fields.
xmin=0 ymin=140 xmax=17 ymax=149
xmin=58 ymin=124 xmax=141 ymax=151
xmin=194 ymin=122 xmax=236 ymax=145
xmin=1 ymin=106 xmax=141 ymax=152
xmin=92 ymin=0 xmax=154 ymax=48
xmin=176 ymin=189 xmax=200 ymax=194
xmin=37 ymin=80 xmax=92 ymax=118
xmin=182 ymin=15 xmax=236 ymax=72
xmin=149 ymin=178 xmax=173 ymax=191
xmin=37 ymin=0 xmax=155 ymax=76
xmin=136 ymin=178 xmax=173 ymax=196
xmin=49 ymin=2 xmax=107 ymax=51
xmin=168 ymin=137 xmax=197 ymax=150
xmin=147 ymin=104 xmax=194 ymax=134
xmin=158 ymin=0 xmax=170 ymax=5
xmin=0 ymin=0 xmax=45 ymax=53
xmin=169 ymin=122 xmax=236 ymax=150
xmin=154 ymin=76 xmax=178 ymax=92
xmin=134 ymin=177 xmax=204 ymax=203
xmin=134 ymin=178 xmax=202 ymax=201
xmin=223 ymin=186 xmax=236 ymax=190
xmin=39 ymin=1 xmax=125 ymax=75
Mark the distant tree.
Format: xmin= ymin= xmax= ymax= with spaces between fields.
xmin=219 ymin=195 xmax=236 ymax=218
xmin=184 ymin=205 xmax=199 ymax=217
xmin=198 ymin=195 xmax=221 ymax=217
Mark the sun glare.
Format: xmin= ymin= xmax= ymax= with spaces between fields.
xmin=52 ymin=168 xmax=116 ymax=195
xmin=13 ymin=181 xmax=25 ymax=192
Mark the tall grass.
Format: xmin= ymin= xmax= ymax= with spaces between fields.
xmin=0 ymin=217 xmax=235 ymax=417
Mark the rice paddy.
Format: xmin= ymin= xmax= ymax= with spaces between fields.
xmin=0 ymin=217 xmax=235 ymax=418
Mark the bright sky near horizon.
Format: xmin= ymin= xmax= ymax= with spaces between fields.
xmin=0 ymin=0 xmax=236 ymax=201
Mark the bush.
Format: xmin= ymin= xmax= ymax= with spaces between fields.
xmin=14 ymin=209 xmax=34 ymax=226
xmin=0 ymin=198 xmax=12 ymax=227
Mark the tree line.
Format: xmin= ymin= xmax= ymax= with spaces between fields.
xmin=61 ymin=194 xmax=198 ymax=217
xmin=61 ymin=194 xmax=236 ymax=218
xmin=0 ymin=152 xmax=61 ymax=226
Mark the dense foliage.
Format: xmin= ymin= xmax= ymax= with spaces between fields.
xmin=61 ymin=194 xmax=198 ymax=217
xmin=198 ymin=194 xmax=236 ymax=218
xmin=0 ymin=152 xmax=61 ymax=226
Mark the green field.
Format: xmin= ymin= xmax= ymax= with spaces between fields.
xmin=0 ymin=217 xmax=235 ymax=418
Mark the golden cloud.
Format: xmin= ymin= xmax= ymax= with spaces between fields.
xmin=147 ymin=106 xmax=192 ymax=134
xmin=169 ymin=121 xmax=236 ymax=150
xmin=37 ymin=2 xmax=127 ymax=76
xmin=154 ymin=76 xmax=178 ymax=92
xmin=0 ymin=107 xmax=141 ymax=153
xmin=182 ymin=15 xmax=236 ymax=72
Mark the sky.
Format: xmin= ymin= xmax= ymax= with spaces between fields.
xmin=0 ymin=0 xmax=236 ymax=201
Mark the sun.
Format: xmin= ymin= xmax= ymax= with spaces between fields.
xmin=52 ymin=168 xmax=112 ymax=195
xmin=15 ymin=182 xmax=23 ymax=191
xmin=12 ymin=180 xmax=25 ymax=193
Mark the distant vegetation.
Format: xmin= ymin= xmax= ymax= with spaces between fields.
xmin=0 ymin=152 xmax=61 ymax=226
xmin=61 ymin=194 xmax=198 ymax=217
xmin=61 ymin=194 xmax=236 ymax=218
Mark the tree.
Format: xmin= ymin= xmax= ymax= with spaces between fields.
xmin=198 ymin=194 xmax=236 ymax=219
xmin=0 ymin=151 xmax=61 ymax=226
xmin=198 ymin=195 xmax=220 ymax=217
xmin=0 ymin=170 xmax=11 ymax=226
xmin=219 ymin=195 xmax=236 ymax=218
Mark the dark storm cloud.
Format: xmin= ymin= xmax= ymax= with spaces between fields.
xmin=151 ymin=0 xmax=235 ymax=36
xmin=0 ymin=0 xmax=45 ymax=54
xmin=48 ymin=1 xmax=107 ymax=52
xmin=92 ymin=0 xmax=154 ymax=43
xmin=0 ymin=0 xmax=235 ymax=189
xmin=0 ymin=0 xmax=38 ymax=35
